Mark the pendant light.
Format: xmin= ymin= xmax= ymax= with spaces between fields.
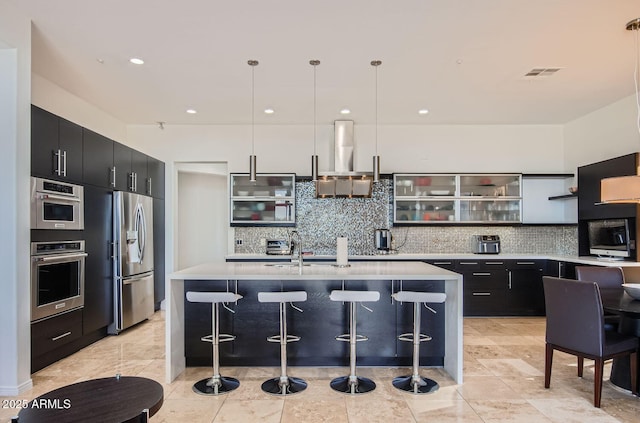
xmin=600 ymin=18 xmax=640 ymax=203
xmin=248 ymin=59 xmax=259 ymax=182
xmin=371 ymin=60 xmax=382 ymax=183
xmin=310 ymin=60 xmax=320 ymax=181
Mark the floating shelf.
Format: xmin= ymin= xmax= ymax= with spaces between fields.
xmin=548 ymin=194 xmax=577 ymax=200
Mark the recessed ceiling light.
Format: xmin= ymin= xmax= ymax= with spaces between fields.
xmin=264 ymin=108 xmax=275 ymax=114
xmin=96 ymin=58 xmax=104 ymax=64
xmin=418 ymin=109 xmax=429 ymax=115
xmin=186 ymin=109 xmax=197 ymax=114
xmin=340 ymin=108 xmax=351 ymax=115
xmin=129 ymin=57 xmax=144 ymax=65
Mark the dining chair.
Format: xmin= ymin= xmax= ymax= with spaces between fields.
xmin=575 ymin=266 xmax=624 ymax=331
xmin=542 ymin=276 xmax=638 ymax=407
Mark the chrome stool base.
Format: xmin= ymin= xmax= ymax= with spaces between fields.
xmin=261 ymin=376 xmax=308 ymax=395
xmin=392 ymin=374 xmax=439 ymax=394
xmin=330 ymin=375 xmax=376 ymax=394
xmin=192 ymin=376 xmax=240 ymax=395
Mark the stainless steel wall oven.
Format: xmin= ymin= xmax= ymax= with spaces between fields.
xmin=31 ymin=240 xmax=87 ymax=322
xmin=30 ymin=177 xmax=84 ymax=230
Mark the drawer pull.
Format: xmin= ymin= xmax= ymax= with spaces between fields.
xmin=472 ymin=272 xmax=491 ymax=276
xmin=51 ymin=331 xmax=72 ymax=342
xmin=472 ymin=292 xmax=491 ymax=296
xmin=485 ymin=262 xmax=504 ymax=265
xmin=459 ymin=262 xmax=478 ymax=265
xmin=432 ymin=262 xmax=452 ymax=265
xmin=516 ymin=261 xmax=535 ymax=265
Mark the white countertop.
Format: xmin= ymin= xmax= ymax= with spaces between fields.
xmin=170 ymin=260 xmax=462 ymax=280
xmin=225 ymin=253 xmax=640 ymax=267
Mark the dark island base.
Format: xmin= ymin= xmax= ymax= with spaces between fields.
xmin=184 ymin=279 xmax=446 ymax=368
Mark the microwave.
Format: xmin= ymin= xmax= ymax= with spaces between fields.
xmin=30 ymin=177 xmax=84 ymax=230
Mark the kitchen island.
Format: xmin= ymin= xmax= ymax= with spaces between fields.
xmin=166 ymin=261 xmax=463 ymax=384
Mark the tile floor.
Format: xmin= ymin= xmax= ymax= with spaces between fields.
xmin=2 ymin=312 xmax=639 ymax=422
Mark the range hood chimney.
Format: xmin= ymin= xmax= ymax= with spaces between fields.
xmin=316 ymin=120 xmax=373 ymax=198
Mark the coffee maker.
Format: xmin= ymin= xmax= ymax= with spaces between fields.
xmin=375 ymin=229 xmax=393 ymax=253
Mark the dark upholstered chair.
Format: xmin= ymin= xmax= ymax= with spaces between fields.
xmin=575 ymin=266 xmax=624 ymax=331
xmin=542 ymin=276 xmax=638 ymax=407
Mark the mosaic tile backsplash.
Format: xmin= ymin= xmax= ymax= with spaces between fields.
xmin=234 ymin=179 xmax=578 ymax=256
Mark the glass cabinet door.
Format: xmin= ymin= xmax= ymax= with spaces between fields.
xmin=459 ymin=200 xmax=521 ymax=223
xmin=230 ymin=174 xmax=295 ymax=226
xmin=395 ymin=174 xmax=456 ymax=198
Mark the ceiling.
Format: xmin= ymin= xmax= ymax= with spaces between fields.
xmin=9 ymin=0 xmax=640 ymax=126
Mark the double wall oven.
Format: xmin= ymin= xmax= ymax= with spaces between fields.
xmin=30 ymin=240 xmax=87 ymax=322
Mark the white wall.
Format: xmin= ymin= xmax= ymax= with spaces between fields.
xmin=32 ymin=73 xmax=127 ymax=143
xmin=0 ymin=0 xmax=32 ymax=395
xmin=564 ymin=93 xmax=640 ymax=174
xmin=176 ymin=165 xmax=228 ymax=269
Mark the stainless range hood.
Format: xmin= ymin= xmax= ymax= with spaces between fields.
xmin=316 ymin=120 xmax=373 ymax=198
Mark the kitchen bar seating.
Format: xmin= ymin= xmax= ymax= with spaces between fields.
xmin=542 ymin=277 xmax=638 ymax=407
xmin=391 ymin=290 xmax=447 ymax=394
xmin=185 ymin=291 xmax=243 ymax=395
xmin=257 ymin=290 xmax=308 ymax=395
xmin=329 ymin=289 xmax=381 ymax=394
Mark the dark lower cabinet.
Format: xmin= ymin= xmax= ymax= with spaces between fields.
xmin=31 ymin=309 xmax=83 ymax=372
xmin=83 ymin=185 xmax=113 ymax=333
xmin=458 ymin=259 xmax=508 ymax=316
xmin=505 ymin=260 xmax=545 ymax=316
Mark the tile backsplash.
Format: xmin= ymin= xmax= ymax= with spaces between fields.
xmin=233 ymin=179 xmax=577 ymax=256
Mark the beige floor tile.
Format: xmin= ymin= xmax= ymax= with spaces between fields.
xmin=213 ymin=399 xmax=283 ymax=423
xmin=282 ymin=398 xmax=348 ymax=423
xmin=477 ymin=358 xmax=545 ymax=377
xmin=528 ymin=398 xmax=622 ymax=423
xmin=152 ymin=397 xmax=222 ymax=423
xmin=456 ymin=375 xmax=523 ymax=401
xmin=407 ymin=399 xmax=484 ymax=422
xmin=345 ymin=397 xmax=417 ymax=423
xmin=468 ymin=399 xmax=554 ymax=422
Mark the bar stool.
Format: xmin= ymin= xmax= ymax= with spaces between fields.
xmin=186 ymin=291 xmax=243 ymax=395
xmin=392 ymin=290 xmax=446 ymax=394
xmin=257 ymin=291 xmax=308 ymax=395
xmin=329 ymin=289 xmax=381 ymax=394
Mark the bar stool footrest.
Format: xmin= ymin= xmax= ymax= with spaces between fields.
xmin=266 ymin=334 xmax=301 ymax=343
xmin=201 ymin=334 xmax=236 ymax=343
xmin=398 ymin=333 xmax=432 ymax=343
xmin=335 ymin=334 xmax=368 ymax=342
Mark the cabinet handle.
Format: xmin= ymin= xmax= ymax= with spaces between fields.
xmin=62 ymin=150 xmax=67 ymax=177
xmin=134 ymin=173 xmax=138 ymax=192
xmin=432 ymin=261 xmax=452 ymax=265
xmin=472 ymin=292 xmax=491 ymax=296
xmin=53 ymin=149 xmax=62 ymax=176
xmin=485 ymin=261 xmax=503 ymax=265
xmin=459 ymin=262 xmax=478 ymax=265
xmin=148 ymin=177 xmax=152 ymax=196
xmin=508 ymin=269 xmax=512 ymax=289
xmin=128 ymin=173 xmax=135 ymax=191
xmin=516 ymin=261 xmax=535 ymax=265
xmin=51 ymin=331 xmax=72 ymax=341
xmin=110 ymin=167 xmax=116 ymax=187
xmin=472 ymin=272 xmax=491 ymax=276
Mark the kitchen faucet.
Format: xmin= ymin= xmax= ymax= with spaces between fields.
xmin=289 ymin=230 xmax=303 ymax=271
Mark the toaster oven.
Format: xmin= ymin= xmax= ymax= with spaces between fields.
xmin=471 ymin=235 xmax=501 ymax=254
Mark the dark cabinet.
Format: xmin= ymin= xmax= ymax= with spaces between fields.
xmin=82 ymin=129 xmax=115 ymax=189
xmin=31 ymin=309 xmax=83 ymax=372
xmin=83 ymin=185 xmax=114 ymax=333
xmin=147 ymin=157 xmax=165 ymax=199
xmin=505 ymin=260 xmax=545 ymax=316
xmin=458 ymin=259 xmax=508 ymax=316
xmin=113 ymin=142 xmax=133 ymax=191
xmin=544 ymin=260 xmax=576 ymax=279
xmin=31 ymin=105 xmax=83 ymax=182
xmin=131 ymin=150 xmax=148 ymax=195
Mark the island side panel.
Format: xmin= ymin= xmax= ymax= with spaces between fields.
xmin=444 ymin=275 xmax=463 ymax=384
xmin=166 ymin=277 xmax=185 ymax=383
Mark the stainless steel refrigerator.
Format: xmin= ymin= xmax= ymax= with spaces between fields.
xmin=108 ymin=191 xmax=154 ymax=334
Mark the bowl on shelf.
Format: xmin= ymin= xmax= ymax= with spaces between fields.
xmin=429 ymin=190 xmax=450 ymax=196
xmin=622 ymin=283 xmax=640 ymax=300
xmin=568 ymin=186 xmax=578 ymax=194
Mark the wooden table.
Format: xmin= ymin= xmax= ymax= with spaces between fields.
xmin=600 ymin=288 xmax=640 ymax=392
xmin=17 ymin=376 xmax=163 ymax=423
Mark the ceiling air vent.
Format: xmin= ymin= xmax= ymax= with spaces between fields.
xmin=524 ymin=68 xmax=562 ymax=78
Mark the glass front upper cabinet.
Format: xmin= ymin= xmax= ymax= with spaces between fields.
xmin=393 ymin=173 xmax=521 ymax=224
xmin=230 ymin=174 xmax=295 ymax=226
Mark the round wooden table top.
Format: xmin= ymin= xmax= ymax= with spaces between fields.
xmin=17 ymin=376 xmax=163 ymax=423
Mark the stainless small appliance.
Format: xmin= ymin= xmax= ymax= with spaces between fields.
xmin=31 ymin=240 xmax=87 ymax=321
xmin=472 ymin=235 xmax=501 ymax=254
xmin=31 ymin=177 xmax=84 ymax=230
xmin=375 ymin=229 xmax=393 ymax=252
xmin=266 ymin=238 xmax=290 ymax=255
xmin=109 ymin=191 xmax=154 ymax=334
